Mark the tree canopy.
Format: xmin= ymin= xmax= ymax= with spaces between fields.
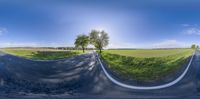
xmin=191 ymin=44 xmax=196 ymax=49
xmin=74 ymin=34 xmax=89 ymax=53
xmin=89 ymin=30 xmax=109 ymax=53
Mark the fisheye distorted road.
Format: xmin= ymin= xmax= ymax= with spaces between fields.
xmin=0 ymin=50 xmax=200 ymax=99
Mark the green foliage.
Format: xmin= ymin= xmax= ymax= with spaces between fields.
xmin=74 ymin=34 xmax=89 ymax=52
xmin=89 ymin=30 xmax=109 ymax=53
xmin=191 ymin=44 xmax=200 ymax=49
xmin=191 ymin=44 xmax=196 ymax=49
xmin=1 ymin=49 xmax=83 ymax=60
xmin=100 ymin=49 xmax=192 ymax=82
xmin=29 ymin=51 xmax=80 ymax=60
xmin=197 ymin=45 xmax=199 ymax=49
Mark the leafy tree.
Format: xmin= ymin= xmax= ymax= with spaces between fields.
xmin=74 ymin=34 xmax=89 ymax=53
xmin=191 ymin=44 xmax=196 ymax=49
xmin=89 ymin=30 xmax=109 ymax=53
xmin=197 ymin=45 xmax=199 ymax=49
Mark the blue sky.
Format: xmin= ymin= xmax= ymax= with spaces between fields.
xmin=0 ymin=0 xmax=200 ymax=48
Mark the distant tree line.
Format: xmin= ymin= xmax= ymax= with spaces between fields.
xmin=4 ymin=47 xmax=94 ymax=50
xmin=191 ymin=44 xmax=199 ymax=49
xmin=56 ymin=47 xmax=94 ymax=50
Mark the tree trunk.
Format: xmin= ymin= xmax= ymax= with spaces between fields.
xmin=99 ymin=48 xmax=101 ymax=53
xmin=82 ymin=46 xmax=85 ymax=53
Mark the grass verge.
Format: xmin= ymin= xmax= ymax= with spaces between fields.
xmin=104 ymin=49 xmax=192 ymax=58
xmin=100 ymin=49 xmax=193 ymax=82
xmin=1 ymin=48 xmax=86 ymax=60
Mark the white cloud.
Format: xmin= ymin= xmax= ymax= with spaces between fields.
xmin=153 ymin=40 xmax=189 ymax=48
xmin=108 ymin=42 xmax=137 ymax=49
xmin=0 ymin=42 xmax=39 ymax=48
xmin=107 ymin=40 xmax=190 ymax=49
xmin=184 ymin=27 xmax=200 ymax=35
xmin=181 ymin=24 xmax=190 ymax=27
xmin=0 ymin=42 xmax=75 ymax=48
xmin=0 ymin=27 xmax=7 ymax=36
xmin=181 ymin=24 xmax=200 ymax=36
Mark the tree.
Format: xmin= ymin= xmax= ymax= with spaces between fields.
xmin=74 ymin=34 xmax=89 ymax=53
xmin=197 ymin=45 xmax=199 ymax=49
xmin=89 ymin=30 xmax=109 ymax=53
xmin=191 ymin=44 xmax=196 ymax=49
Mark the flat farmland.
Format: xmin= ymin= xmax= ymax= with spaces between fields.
xmin=103 ymin=49 xmax=192 ymax=58
xmin=0 ymin=48 xmax=87 ymax=60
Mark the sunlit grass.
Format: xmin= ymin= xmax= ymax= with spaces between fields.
xmin=103 ymin=49 xmax=192 ymax=58
xmin=1 ymin=48 xmax=88 ymax=60
xmin=100 ymin=49 xmax=193 ymax=82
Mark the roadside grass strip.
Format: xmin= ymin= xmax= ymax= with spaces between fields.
xmin=1 ymin=48 xmax=86 ymax=60
xmin=96 ymin=50 xmax=194 ymax=90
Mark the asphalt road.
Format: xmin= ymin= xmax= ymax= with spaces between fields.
xmin=0 ymin=50 xmax=200 ymax=99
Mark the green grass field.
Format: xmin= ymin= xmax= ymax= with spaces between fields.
xmin=100 ymin=49 xmax=193 ymax=82
xmin=104 ymin=49 xmax=192 ymax=57
xmin=1 ymin=48 xmax=87 ymax=60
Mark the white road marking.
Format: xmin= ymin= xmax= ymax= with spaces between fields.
xmin=95 ymin=51 xmax=195 ymax=90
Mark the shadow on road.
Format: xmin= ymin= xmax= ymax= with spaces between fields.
xmin=0 ymin=53 xmax=96 ymax=95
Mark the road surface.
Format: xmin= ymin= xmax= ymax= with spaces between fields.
xmin=0 ymin=50 xmax=200 ymax=99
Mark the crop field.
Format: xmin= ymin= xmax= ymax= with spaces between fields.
xmin=0 ymin=48 xmax=86 ymax=60
xmin=100 ymin=49 xmax=193 ymax=82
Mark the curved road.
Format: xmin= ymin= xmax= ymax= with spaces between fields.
xmin=0 ymin=50 xmax=200 ymax=99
